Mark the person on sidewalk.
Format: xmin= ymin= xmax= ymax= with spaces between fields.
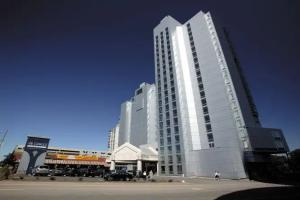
xmin=214 ymin=171 xmax=220 ymax=180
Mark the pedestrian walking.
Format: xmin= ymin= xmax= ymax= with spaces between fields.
xmin=214 ymin=171 xmax=220 ymax=180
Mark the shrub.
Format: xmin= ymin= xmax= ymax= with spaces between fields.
xmin=50 ymin=176 xmax=56 ymax=181
xmin=168 ymin=179 xmax=173 ymax=182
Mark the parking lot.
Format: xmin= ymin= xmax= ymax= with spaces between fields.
xmin=0 ymin=179 xmax=299 ymax=200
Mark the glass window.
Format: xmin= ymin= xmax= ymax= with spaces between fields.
xmin=201 ymin=98 xmax=207 ymax=106
xmin=167 ymin=137 xmax=171 ymax=145
xmin=176 ymin=145 xmax=181 ymax=153
xmin=160 ymin=138 xmax=164 ymax=146
xmin=169 ymin=165 xmax=173 ymax=174
xmin=165 ymin=104 xmax=169 ymax=111
xmin=172 ymin=101 xmax=176 ymax=108
xmin=160 ymin=147 xmax=164 ymax=152
xmin=165 ymin=97 xmax=169 ymax=103
xmin=204 ymin=115 xmax=210 ymax=123
xmin=167 ymin=128 xmax=171 ymax=135
xmin=197 ymin=76 xmax=202 ymax=83
xmin=206 ymin=124 xmax=212 ymax=132
xmin=160 ymin=130 xmax=163 ymax=137
xmin=161 ymin=166 xmax=165 ymax=174
xmin=170 ymin=80 xmax=174 ymax=86
xmin=172 ymin=94 xmax=176 ymax=101
xmin=168 ymin=156 xmax=173 ymax=164
xmin=176 ymin=155 xmax=182 ymax=164
xmin=168 ymin=146 xmax=172 ymax=154
xmin=166 ymin=120 xmax=170 ymax=127
xmin=177 ymin=165 xmax=182 ymax=174
xmin=175 ymin=135 xmax=180 ymax=143
xmin=207 ymin=133 xmax=214 ymax=142
xmin=199 ymin=84 xmax=204 ymax=91
xmin=166 ymin=112 xmax=170 ymax=119
xmin=173 ymin=109 xmax=177 ymax=117
xmin=193 ymin=57 xmax=198 ymax=63
xmin=159 ymin=122 xmax=163 ymax=129
xmin=170 ymin=73 xmax=174 ymax=79
xmin=203 ymin=106 xmax=208 ymax=114
xmin=174 ymin=126 xmax=179 ymax=134
xmin=200 ymin=91 xmax=205 ymax=98
xmin=173 ymin=118 xmax=178 ymax=125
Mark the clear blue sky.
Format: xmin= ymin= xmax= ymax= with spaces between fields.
xmin=1 ymin=0 xmax=299 ymax=159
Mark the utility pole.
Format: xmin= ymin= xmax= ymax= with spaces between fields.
xmin=0 ymin=129 xmax=8 ymax=152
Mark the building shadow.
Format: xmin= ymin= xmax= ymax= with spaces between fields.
xmin=214 ymin=186 xmax=300 ymax=200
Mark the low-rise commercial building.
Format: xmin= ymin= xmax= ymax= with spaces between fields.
xmin=13 ymin=144 xmax=110 ymax=173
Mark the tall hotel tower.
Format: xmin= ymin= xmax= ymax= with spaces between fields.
xmin=117 ymin=83 xmax=157 ymax=148
xmin=154 ymin=11 xmax=289 ymax=178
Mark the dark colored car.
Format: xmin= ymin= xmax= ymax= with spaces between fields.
xmin=76 ymin=168 xmax=86 ymax=177
xmin=88 ymin=168 xmax=104 ymax=177
xmin=64 ymin=168 xmax=80 ymax=177
xmin=104 ymin=171 xmax=134 ymax=181
xmin=50 ymin=168 xmax=65 ymax=176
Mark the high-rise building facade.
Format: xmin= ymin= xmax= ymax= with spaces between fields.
xmin=108 ymin=124 xmax=119 ymax=152
xmin=117 ymin=82 xmax=157 ymax=148
xmin=154 ymin=11 xmax=289 ymax=178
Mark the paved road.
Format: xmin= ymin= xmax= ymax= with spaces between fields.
xmin=0 ymin=180 xmax=298 ymax=200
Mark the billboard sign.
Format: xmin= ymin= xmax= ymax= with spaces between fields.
xmin=17 ymin=136 xmax=50 ymax=175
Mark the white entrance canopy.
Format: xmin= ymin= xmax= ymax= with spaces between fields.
xmin=108 ymin=143 xmax=158 ymax=171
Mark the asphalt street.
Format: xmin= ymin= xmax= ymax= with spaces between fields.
xmin=0 ymin=179 xmax=298 ymax=200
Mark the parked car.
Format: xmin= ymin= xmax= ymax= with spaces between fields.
xmin=104 ymin=171 xmax=134 ymax=181
xmin=78 ymin=168 xmax=89 ymax=177
xmin=64 ymin=168 xmax=79 ymax=177
xmin=32 ymin=165 xmax=50 ymax=176
xmin=88 ymin=168 xmax=104 ymax=177
xmin=50 ymin=168 xmax=65 ymax=176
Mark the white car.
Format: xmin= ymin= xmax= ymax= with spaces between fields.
xmin=32 ymin=165 xmax=50 ymax=176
